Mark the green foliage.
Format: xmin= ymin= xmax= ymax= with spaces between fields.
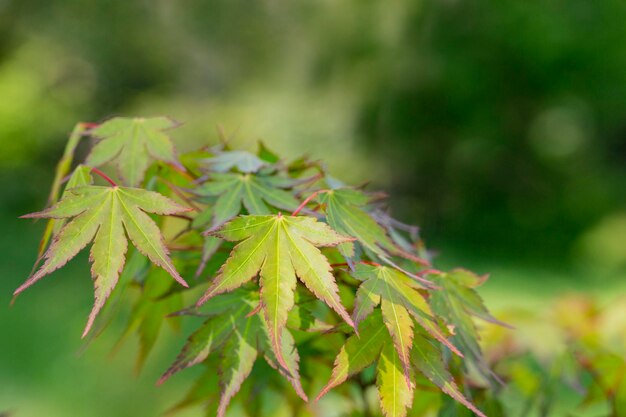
xmin=16 ymin=182 xmax=190 ymax=336
xmin=16 ymin=116 xmax=506 ymax=417
xmin=479 ymin=296 xmax=626 ymax=417
xmin=87 ymin=117 xmax=182 ymax=187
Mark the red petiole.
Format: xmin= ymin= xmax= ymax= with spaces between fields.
xmin=292 ymin=190 xmax=329 ymax=216
xmin=91 ymin=167 xmax=118 ymax=187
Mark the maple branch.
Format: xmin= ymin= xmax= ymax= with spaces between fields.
xmin=91 ymin=168 xmax=118 ymax=187
xmin=292 ymin=190 xmax=329 ymax=216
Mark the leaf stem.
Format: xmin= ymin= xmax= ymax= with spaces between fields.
xmin=292 ymin=189 xmax=329 ymax=216
xmin=330 ymin=260 xmax=381 ymax=268
xmin=91 ymin=167 xmax=118 ymax=187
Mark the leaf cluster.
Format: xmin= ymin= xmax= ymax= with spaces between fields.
xmin=17 ymin=117 xmax=504 ymax=417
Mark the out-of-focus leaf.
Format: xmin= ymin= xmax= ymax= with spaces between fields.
xmin=319 ymin=188 xmax=427 ymax=266
xmin=164 ymin=365 xmax=219 ymax=416
xmin=86 ymin=117 xmax=182 ymax=186
xmin=317 ymin=311 xmax=387 ymax=399
xmin=257 ymin=141 xmax=280 ymax=164
xmin=352 ymin=264 xmax=462 ymax=377
xmin=411 ymin=332 xmax=486 ymax=417
xmin=195 ymin=172 xmax=299 ymax=228
xmin=158 ymin=300 xmax=252 ymax=384
xmin=203 ymin=150 xmax=268 ymax=173
xmin=430 ymin=269 xmax=503 ymax=380
xmin=165 ymin=299 xmax=308 ymax=416
xmin=287 ymin=304 xmax=334 ymax=332
xmin=116 ymin=268 xmax=184 ymax=372
xmin=218 ymin=315 xmax=259 ymax=417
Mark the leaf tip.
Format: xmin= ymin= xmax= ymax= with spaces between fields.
xmin=315 ymin=386 xmax=332 ymax=402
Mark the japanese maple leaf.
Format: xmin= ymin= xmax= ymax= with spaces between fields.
xmin=202 ymin=150 xmax=269 ymax=173
xmin=318 ymin=311 xmax=486 ymax=417
xmin=16 ymin=185 xmax=191 ymax=336
xmin=159 ymin=294 xmax=307 ymax=417
xmin=86 ymin=117 xmax=183 ymax=186
xmin=197 ymin=214 xmax=355 ymax=369
xmin=429 ymin=269 xmax=508 ymax=382
xmin=195 ymin=172 xmax=299 ymax=228
xmin=318 ymin=188 xmax=428 ymax=265
xmin=351 ymin=264 xmax=462 ymax=383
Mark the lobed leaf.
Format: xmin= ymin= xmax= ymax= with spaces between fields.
xmin=195 ymin=172 xmax=299 ymax=228
xmin=351 ymin=265 xmax=461 ymax=375
xmin=317 ymin=311 xmax=387 ymax=400
xmin=18 ymin=185 xmax=190 ymax=336
xmin=218 ymin=316 xmax=260 ymax=417
xmin=86 ymin=117 xmax=182 ymax=186
xmin=158 ymin=302 xmax=250 ymax=384
xmin=319 ymin=189 xmax=427 ymax=265
xmin=377 ymin=342 xmax=414 ymax=417
xmin=411 ymin=332 xmax=486 ymax=417
xmin=198 ymin=214 xmax=355 ymax=370
xmin=203 ymin=150 xmax=268 ymax=174
xmin=429 ymin=269 xmax=503 ymax=381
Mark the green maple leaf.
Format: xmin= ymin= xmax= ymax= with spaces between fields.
xmin=17 ymin=185 xmax=190 ymax=336
xmin=203 ymin=150 xmax=269 ymax=173
xmin=159 ymin=294 xmax=307 ymax=417
xmin=86 ymin=117 xmax=182 ymax=186
xmin=197 ymin=214 xmax=355 ymax=369
xmin=37 ymin=165 xmax=94 ymax=264
xmin=410 ymin=329 xmax=487 ymax=417
xmin=351 ymin=264 xmax=462 ymax=382
xmin=195 ymin=172 xmax=300 ymax=228
xmin=429 ymin=269 xmax=506 ymax=381
xmin=159 ymin=296 xmax=254 ymax=384
xmin=317 ymin=311 xmax=412 ymax=417
xmin=378 ymin=341 xmax=414 ymax=417
xmin=115 ymin=267 xmax=184 ymax=372
xmin=318 ymin=188 xmax=427 ymax=265
xmin=318 ymin=311 xmax=486 ymax=417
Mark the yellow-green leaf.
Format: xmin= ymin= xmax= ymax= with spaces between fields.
xmin=377 ymin=342 xmax=414 ymax=417
xmin=317 ymin=310 xmax=387 ymax=400
xmin=198 ymin=214 xmax=355 ymax=370
xmin=411 ymin=332 xmax=486 ymax=417
xmin=18 ymin=185 xmax=190 ymax=336
xmin=351 ymin=264 xmax=461 ymax=380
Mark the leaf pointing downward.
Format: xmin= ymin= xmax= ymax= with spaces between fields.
xmin=17 ymin=185 xmax=190 ymax=336
xmin=198 ymin=214 xmax=356 ymax=369
xmin=217 ymin=316 xmax=259 ymax=417
xmin=318 ymin=311 xmax=413 ymax=417
xmin=377 ymin=342 xmax=414 ymax=417
xmin=317 ymin=311 xmax=387 ymax=400
xmin=411 ymin=332 xmax=487 ymax=417
xmin=351 ymin=264 xmax=462 ymax=383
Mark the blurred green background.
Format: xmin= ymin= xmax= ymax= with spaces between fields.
xmin=1 ymin=1 xmax=625 ymax=416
